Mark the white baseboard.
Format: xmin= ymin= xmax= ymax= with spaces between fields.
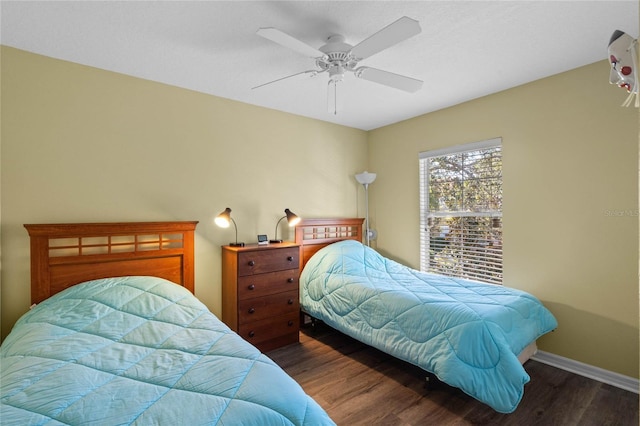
xmin=531 ymin=350 xmax=639 ymax=394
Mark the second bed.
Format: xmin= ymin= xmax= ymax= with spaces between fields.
xmin=295 ymin=218 xmax=557 ymax=413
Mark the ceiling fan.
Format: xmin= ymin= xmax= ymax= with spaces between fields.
xmin=253 ymin=16 xmax=423 ymax=114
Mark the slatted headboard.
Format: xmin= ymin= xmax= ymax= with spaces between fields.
xmin=295 ymin=218 xmax=364 ymax=269
xmin=24 ymin=221 xmax=198 ymax=304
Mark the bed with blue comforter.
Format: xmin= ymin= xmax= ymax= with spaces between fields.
xmin=299 ymin=240 xmax=557 ymax=413
xmin=1 ymin=276 xmax=334 ymax=425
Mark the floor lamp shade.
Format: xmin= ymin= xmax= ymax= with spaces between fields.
xmin=355 ymin=171 xmax=376 ymax=186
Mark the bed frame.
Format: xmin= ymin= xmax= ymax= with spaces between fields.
xmin=295 ymin=218 xmax=364 ymax=269
xmin=24 ymin=221 xmax=198 ymax=304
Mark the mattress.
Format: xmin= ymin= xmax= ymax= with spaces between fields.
xmin=299 ymin=240 xmax=558 ymax=413
xmin=1 ymin=276 xmax=334 ymax=425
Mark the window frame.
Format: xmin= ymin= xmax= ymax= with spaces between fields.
xmin=419 ymin=137 xmax=503 ymax=284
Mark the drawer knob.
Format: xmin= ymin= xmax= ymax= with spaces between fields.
xmin=288 ymin=320 xmax=294 ymax=327
xmin=287 ymin=299 xmax=294 ymax=305
xmin=248 ymin=331 xmax=255 ymax=338
xmin=287 ymin=256 xmax=294 ymax=262
xmin=248 ymin=308 xmax=255 ymax=314
xmin=287 ymin=277 xmax=294 ymax=283
xmin=248 ymin=260 xmax=255 ymax=267
xmin=248 ymin=284 xmax=255 ymax=290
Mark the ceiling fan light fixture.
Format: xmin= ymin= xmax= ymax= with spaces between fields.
xmin=329 ymin=65 xmax=345 ymax=81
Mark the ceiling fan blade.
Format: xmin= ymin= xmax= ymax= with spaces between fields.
xmin=355 ymin=67 xmax=423 ymax=93
xmin=252 ymin=69 xmax=320 ymax=90
xmin=350 ymin=16 xmax=421 ymax=60
xmin=257 ymin=27 xmax=326 ymax=58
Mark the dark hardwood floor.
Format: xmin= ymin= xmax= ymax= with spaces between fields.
xmin=268 ymin=324 xmax=639 ymax=426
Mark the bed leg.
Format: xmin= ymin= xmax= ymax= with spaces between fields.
xmin=425 ymin=372 xmax=440 ymax=391
xmin=310 ymin=316 xmax=318 ymax=329
xmin=300 ymin=311 xmax=318 ymax=330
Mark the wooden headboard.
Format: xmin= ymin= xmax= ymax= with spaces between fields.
xmin=24 ymin=221 xmax=198 ymax=304
xmin=295 ymin=218 xmax=364 ymax=269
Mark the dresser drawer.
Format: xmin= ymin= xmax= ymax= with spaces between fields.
xmin=238 ymin=312 xmax=299 ymax=348
xmin=237 ymin=247 xmax=299 ymax=276
xmin=237 ymin=270 xmax=298 ymax=300
xmin=238 ymin=290 xmax=299 ymax=324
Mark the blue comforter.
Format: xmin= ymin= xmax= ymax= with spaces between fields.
xmin=300 ymin=240 xmax=557 ymax=413
xmin=1 ymin=276 xmax=334 ymax=425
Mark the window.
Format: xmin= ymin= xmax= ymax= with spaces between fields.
xmin=419 ymin=138 xmax=502 ymax=284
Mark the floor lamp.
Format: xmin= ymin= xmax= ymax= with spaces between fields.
xmin=355 ymin=171 xmax=376 ymax=246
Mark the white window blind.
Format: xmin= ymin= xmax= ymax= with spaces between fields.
xmin=419 ymin=138 xmax=503 ymax=284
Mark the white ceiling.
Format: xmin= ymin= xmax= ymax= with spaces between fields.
xmin=1 ymin=1 xmax=638 ymax=130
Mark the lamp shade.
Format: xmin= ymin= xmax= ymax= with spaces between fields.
xmin=355 ymin=171 xmax=377 ymax=185
xmin=214 ymin=207 xmax=232 ymax=228
xmin=285 ymin=208 xmax=301 ymax=227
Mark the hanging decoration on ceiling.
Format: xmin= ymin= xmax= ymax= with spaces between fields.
xmin=608 ymin=29 xmax=639 ymax=107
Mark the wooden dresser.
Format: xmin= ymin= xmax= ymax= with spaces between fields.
xmin=221 ymin=242 xmax=300 ymax=352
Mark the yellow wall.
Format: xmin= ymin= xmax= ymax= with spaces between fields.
xmin=0 ymin=46 xmax=368 ymax=338
xmin=2 ymin=46 xmax=638 ymax=379
xmin=368 ymin=61 xmax=639 ymax=378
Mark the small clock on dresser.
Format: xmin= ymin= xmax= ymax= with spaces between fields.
xmin=221 ymin=242 xmax=300 ymax=352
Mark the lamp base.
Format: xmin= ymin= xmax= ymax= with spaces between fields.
xmin=229 ymin=242 xmax=245 ymax=247
xmin=269 ymin=239 xmax=283 ymax=244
